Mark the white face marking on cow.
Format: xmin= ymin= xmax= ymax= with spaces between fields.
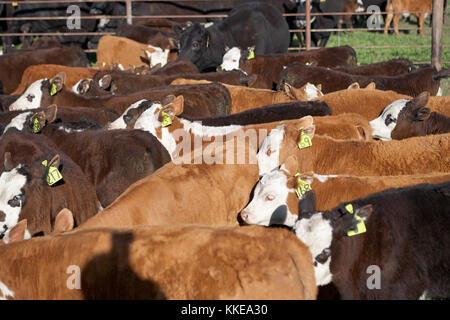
xmin=437 ymin=86 xmax=442 ymax=97
xmin=369 ymin=99 xmax=408 ymax=140
xmin=134 ymin=102 xmax=178 ymax=157
xmin=257 ymin=125 xmax=285 ymax=176
xmin=293 ymin=213 xmax=333 ymax=286
xmin=3 ymin=112 xmax=32 ymax=134
xmin=305 ymin=83 xmax=323 ymax=100
xmin=241 ymin=167 xmax=298 ymax=227
xmin=0 ymin=166 xmax=27 ymax=240
xmin=220 ymin=47 xmax=241 ymax=71
xmin=146 ymin=45 xmax=169 ymax=67
xmin=71 ymin=79 xmax=85 ymax=94
xmin=9 ymin=79 xmax=45 ymax=111
xmin=0 ymin=281 xmax=14 ymax=300
xmin=107 ymin=99 xmax=147 ymax=130
xmin=356 ymin=0 xmax=364 ymax=12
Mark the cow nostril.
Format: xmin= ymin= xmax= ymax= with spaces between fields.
xmin=0 ymin=211 xmax=6 ymax=222
xmin=240 ymin=212 xmax=248 ymax=221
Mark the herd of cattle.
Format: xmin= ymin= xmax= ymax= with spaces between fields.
xmin=0 ymin=0 xmax=449 ymax=300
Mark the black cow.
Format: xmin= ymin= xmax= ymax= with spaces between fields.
xmin=174 ymin=2 xmax=290 ymax=72
xmin=294 ymin=182 xmax=450 ymax=299
xmin=295 ymin=0 xmax=346 ymax=47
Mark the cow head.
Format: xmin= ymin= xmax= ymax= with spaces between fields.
xmin=295 ymin=0 xmax=318 ymax=28
xmin=145 ymin=45 xmax=170 ymax=68
xmin=174 ymin=23 xmax=222 ymax=71
xmin=0 ymin=150 xmax=63 ymax=241
xmin=391 ymin=92 xmax=432 ymax=140
xmin=3 ymin=105 xmax=57 ymax=135
xmin=240 ymin=155 xmax=304 ymax=227
xmin=219 ymin=46 xmax=256 ymax=73
xmin=293 ymin=194 xmax=373 ymax=286
xmin=9 ymin=73 xmax=66 ymax=111
xmin=370 ymin=93 xmax=430 ymax=140
xmin=107 ymin=99 xmax=154 ymax=130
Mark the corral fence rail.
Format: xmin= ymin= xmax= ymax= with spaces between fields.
xmin=0 ymin=0 xmax=448 ymax=65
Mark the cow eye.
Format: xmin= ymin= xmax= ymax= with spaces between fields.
xmin=385 ymin=114 xmax=396 ymax=126
xmin=8 ymin=195 xmax=23 ymax=207
xmin=265 ymin=195 xmax=275 ymax=201
xmin=192 ymin=42 xmax=200 ymax=50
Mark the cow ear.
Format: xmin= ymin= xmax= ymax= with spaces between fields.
xmin=173 ymin=25 xmax=184 ymax=37
xmin=348 ymin=82 xmax=360 ymax=90
xmin=44 ymin=104 xmax=58 ymax=123
xmin=4 ymin=152 xmax=15 ymax=171
xmin=298 ymin=190 xmax=317 ymax=216
xmin=365 ymin=82 xmax=376 ymax=90
xmin=78 ymin=79 xmax=91 ymax=94
xmin=48 ymin=154 xmax=61 ymax=169
xmin=171 ymin=96 xmax=184 ymax=115
xmin=412 ymin=91 xmax=430 ymax=108
xmin=168 ymin=37 xmax=179 ymax=49
xmin=413 ymin=106 xmax=431 ymax=121
xmin=53 ymin=208 xmax=74 ymax=233
xmin=50 ymin=72 xmax=66 ymax=92
xmin=99 ymin=74 xmax=112 ymax=90
xmin=8 ymin=219 xmax=27 ymax=244
xmin=355 ymin=204 xmax=373 ymax=222
xmin=316 ymin=84 xmax=322 ymax=92
xmin=240 ymin=73 xmax=257 ymax=87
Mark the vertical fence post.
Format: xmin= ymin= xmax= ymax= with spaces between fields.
xmin=306 ymin=0 xmax=311 ymax=50
xmin=126 ymin=0 xmax=133 ymax=25
xmin=432 ymin=0 xmax=444 ymax=70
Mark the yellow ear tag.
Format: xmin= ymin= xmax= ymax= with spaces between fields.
xmin=297 ymin=127 xmax=312 ymax=149
xmin=33 ymin=118 xmax=40 ymax=133
xmin=206 ymin=36 xmax=209 ymax=48
xmin=220 ymin=65 xmax=225 ymax=71
xmin=305 ymin=62 xmax=311 ymax=66
xmin=102 ymin=61 xmax=106 ymax=67
xmin=159 ymin=107 xmax=172 ymax=127
xmin=247 ymin=48 xmax=255 ymax=60
xmin=50 ymin=83 xmax=57 ymax=96
xmin=42 ymin=160 xmax=63 ymax=186
xmin=294 ymin=173 xmax=312 ymax=198
xmin=345 ymin=204 xmax=367 ymax=237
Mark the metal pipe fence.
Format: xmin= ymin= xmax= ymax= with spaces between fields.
xmin=0 ymin=0 xmax=448 ymax=64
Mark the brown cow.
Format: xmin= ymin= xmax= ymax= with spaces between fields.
xmin=0 ymin=130 xmax=100 ymax=240
xmin=12 ymin=65 xmax=98 ymax=95
xmin=333 ymin=59 xmax=415 ymax=76
xmin=219 ymin=46 xmax=357 ymax=89
xmin=170 ymin=79 xmax=323 ymax=113
xmin=278 ymin=62 xmax=449 ymax=96
xmin=0 ymin=223 xmax=316 ymax=300
xmin=384 ymin=0 xmax=432 ymax=35
xmin=9 ymin=73 xmax=232 ymax=117
xmin=370 ymin=92 xmax=450 ymax=140
xmin=315 ymin=88 xmax=450 ymax=119
xmin=257 ymin=125 xmax=450 ymax=177
xmin=4 ymin=106 xmax=171 ymax=207
xmin=97 ymin=35 xmax=169 ymax=70
xmin=241 ymin=160 xmax=450 ymax=226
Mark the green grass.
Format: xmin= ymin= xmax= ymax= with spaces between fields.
xmin=292 ymin=7 xmax=450 ymax=95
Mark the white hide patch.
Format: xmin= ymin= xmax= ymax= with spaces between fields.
xmin=293 ymin=213 xmax=334 ymax=286
xmin=241 ymin=167 xmax=298 ymax=227
xmin=305 ymin=83 xmax=323 ymax=100
xmin=179 ymin=119 xmax=242 ymax=138
xmin=312 ymin=173 xmax=340 ymax=183
xmin=107 ymin=99 xmax=147 ymax=130
xmin=0 ymin=281 xmax=14 ymax=300
xmin=437 ymin=87 xmax=442 ymax=97
xmin=220 ymin=47 xmax=241 ymax=71
xmin=134 ymin=103 xmax=178 ymax=157
xmin=9 ymin=79 xmax=46 ymax=111
xmin=0 ymin=166 xmax=27 ymax=240
xmin=257 ymin=125 xmax=285 ymax=176
xmin=146 ymin=45 xmax=169 ymax=68
xmin=369 ymin=99 xmax=408 ymax=140
xmin=3 ymin=112 xmax=32 ymax=134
